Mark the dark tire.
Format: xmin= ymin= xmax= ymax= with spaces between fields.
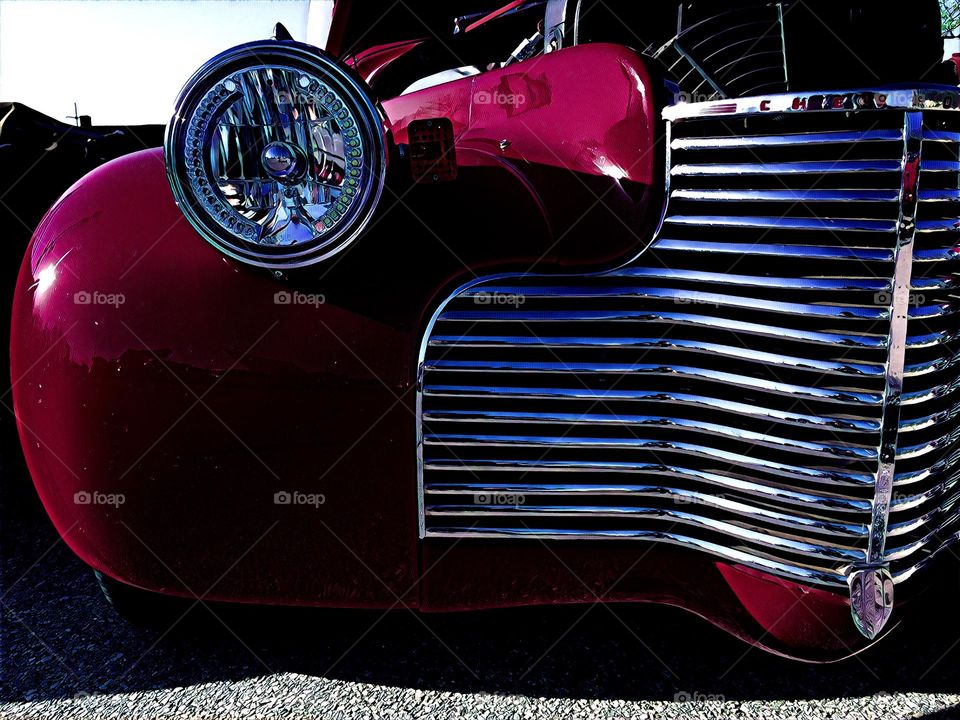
xmin=94 ymin=571 xmax=184 ymax=625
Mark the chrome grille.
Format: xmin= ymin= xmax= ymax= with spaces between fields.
xmin=653 ymin=3 xmax=789 ymax=100
xmin=418 ymin=90 xmax=960 ymax=602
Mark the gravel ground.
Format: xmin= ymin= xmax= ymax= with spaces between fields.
xmin=2 ymin=441 xmax=960 ymax=720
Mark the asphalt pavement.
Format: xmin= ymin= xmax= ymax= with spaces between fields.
xmin=2 ymin=436 xmax=960 ymax=720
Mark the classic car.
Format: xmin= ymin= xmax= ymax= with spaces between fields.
xmin=10 ymin=0 xmax=959 ymax=661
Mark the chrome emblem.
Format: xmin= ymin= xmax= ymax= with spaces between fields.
xmin=848 ymin=567 xmax=894 ymax=640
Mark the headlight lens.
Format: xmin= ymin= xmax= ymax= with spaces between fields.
xmin=165 ymin=41 xmax=386 ymax=269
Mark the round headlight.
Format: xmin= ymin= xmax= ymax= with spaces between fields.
xmin=165 ymin=40 xmax=386 ymax=269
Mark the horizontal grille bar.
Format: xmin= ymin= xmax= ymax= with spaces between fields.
xmin=419 ymin=96 xmax=960 ymax=597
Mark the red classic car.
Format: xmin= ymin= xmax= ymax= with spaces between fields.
xmin=11 ymin=0 xmax=959 ymax=661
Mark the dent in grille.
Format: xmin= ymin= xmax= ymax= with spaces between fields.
xmin=417 ymin=88 xmax=960 ymax=640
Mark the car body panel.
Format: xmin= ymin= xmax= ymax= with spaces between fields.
xmin=11 ymin=42 xmax=658 ymax=607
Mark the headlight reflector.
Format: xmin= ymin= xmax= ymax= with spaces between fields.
xmin=165 ymin=41 xmax=386 ymax=268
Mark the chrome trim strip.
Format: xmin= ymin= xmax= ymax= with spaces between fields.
xmin=916 ymin=220 xmax=960 ymax=232
xmin=671 ymin=129 xmax=902 ymax=149
xmin=424 ymin=527 xmax=848 ymax=587
xmin=919 ymin=188 xmax=960 ymax=201
xmin=456 ymin=285 xmax=888 ymax=318
xmin=423 ymin=434 xmax=875 ymax=486
xmin=424 ymin=360 xmax=884 ymax=405
xmin=893 ymin=530 xmax=960 ymax=584
xmin=436 ymin=309 xmax=889 ymax=347
xmin=425 ymin=483 xmax=867 ymax=535
xmin=653 ymin=239 xmax=894 ymax=262
xmin=671 ymin=188 xmax=901 ymax=203
xmin=423 ymin=461 xmax=872 ymax=512
xmin=902 ymin=375 xmax=960 ymax=405
xmin=424 ymin=385 xmax=880 ymax=431
xmin=671 ymin=159 xmax=902 ymax=176
xmin=920 ymin=160 xmax=960 ymax=172
xmin=425 ymin=505 xmax=865 ymax=561
xmin=424 ymin=409 xmax=876 ymax=459
xmin=922 ymin=129 xmax=960 ymax=142
xmin=914 ymin=247 xmax=960 ymax=262
xmin=849 ymin=111 xmax=922 ymax=639
xmin=428 ymin=335 xmax=885 ymax=376
xmin=663 ymin=86 xmax=960 ymax=120
xmin=609 ymin=266 xmax=895 ymax=291
xmin=664 ymin=215 xmax=897 ymax=232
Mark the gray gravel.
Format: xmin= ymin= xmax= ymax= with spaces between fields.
xmin=2 ymin=441 xmax=959 ymax=720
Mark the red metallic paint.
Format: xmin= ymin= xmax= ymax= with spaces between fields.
xmin=13 ymin=149 xmax=419 ymax=606
xmin=382 ymin=43 xmax=656 ymax=187
xmin=9 ymin=40 xmax=883 ymax=660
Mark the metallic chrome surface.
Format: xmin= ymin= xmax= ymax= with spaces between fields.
xmin=428 ymin=527 xmax=847 ymax=586
xmin=848 ymin=567 xmax=894 ymax=639
xmin=847 ymin=112 xmax=922 ymax=637
xmin=424 ymin=359 xmax=883 ymax=405
xmin=428 ymin=335 xmax=884 ymax=375
xmin=648 ymin=238 xmax=893 ymax=261
xmin=670 ymin=128 xmax=902 ymax=150
xmin=164 ymin=40 xmax=386 ymax=269
xmin=427 ymin=482 xmax=867 ymax=535
xmin=652 ymin=4 xmax=789 ymax=99
xmin=424 ymin=384 xmax=880 ymax=432
xmin=670 ymin=159 xmax=902 ymax=176
xmin=436 ymin=309 xmax=888 ymax=347
xmin=426 ymin=504 xmax=864 ymax=561
xmin=671 ymin=188 xmax=901 ymax=203
xmin=663 ymin=87 xmax=960 ymax=120
xmin=418 ymin=88 xmax=960 ymax=638
xmin=423 ymin=459 xmax=873 ymax=512
xmin=663 ymin=215 xmax=897 ymax=232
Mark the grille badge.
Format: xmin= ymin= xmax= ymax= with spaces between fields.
xmin=848 ymin=567 xmax=895 ymax=640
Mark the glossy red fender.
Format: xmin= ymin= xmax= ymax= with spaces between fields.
xmin=9 ymin=41 xmax=892 ymax=660
xmin=13 ymin=149 xmax=419 ymax=606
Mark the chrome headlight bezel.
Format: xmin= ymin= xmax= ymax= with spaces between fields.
xmin=164 ymin=40 xmax=386 ymax=270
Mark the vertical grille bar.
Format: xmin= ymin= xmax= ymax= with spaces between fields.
xmin=848 ymin=111 xmax=921 ymax=639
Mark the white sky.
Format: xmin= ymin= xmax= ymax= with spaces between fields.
xmin=0 ymin=0 xmax=333 ymax=125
